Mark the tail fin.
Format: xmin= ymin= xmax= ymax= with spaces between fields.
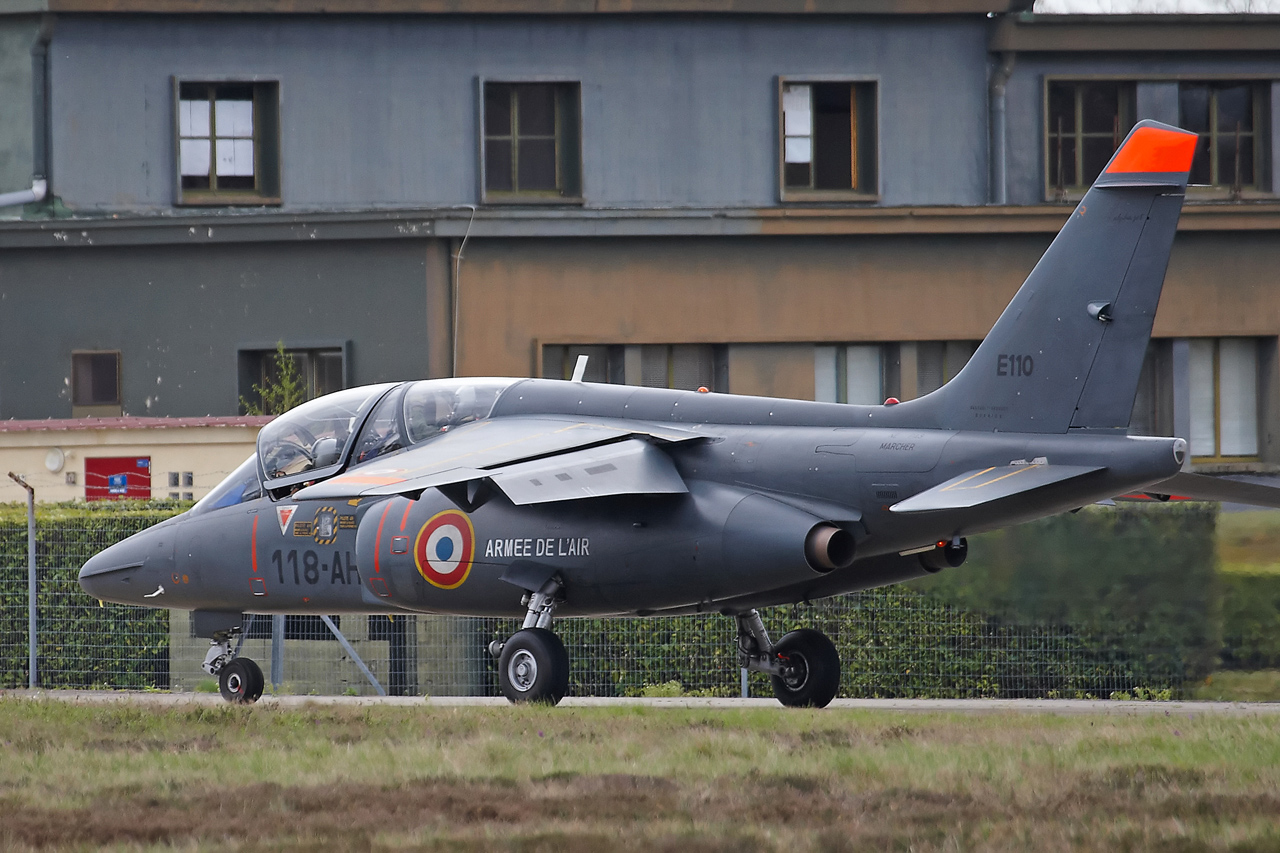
xmin=934 ymin=121 xmax=1198 ymax=434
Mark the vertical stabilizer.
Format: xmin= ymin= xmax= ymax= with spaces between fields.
xmin=933 ymin=121 xmax=1197 ymax=434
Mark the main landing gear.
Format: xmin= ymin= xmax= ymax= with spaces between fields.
xmin=736 ymin=610 xmax=841 ymax=708
xmin=203 ymin=627 xmax=265 ymax=704
xmin=489 ymin=577 xmax=570 ymax=705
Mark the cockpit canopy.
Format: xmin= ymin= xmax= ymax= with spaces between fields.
xmin=254 ymin=379 xmax=515 ymax=492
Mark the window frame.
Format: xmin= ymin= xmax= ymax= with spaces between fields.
xmin=1178 ymin=80 xmax=1271 ymax=197
xmin=1042 ymin=74 xmax=1277 ymax=202
xmin=777 ymin=75 xmax=880 ymax=204
xmin=173 ymin=76 xmax=282 ymax=207
xmin=1043 ymin=78 xmax=1137 ymax=202
xmin=477 ymin=77 xmax=584 ymax=205
xmin=1189 ymin=337 xmax=1261 ymax=463
xmin=236 ymin=340 xmax=350 ymax=414
xmin=71 ymin=350 xmax=122 ymax=415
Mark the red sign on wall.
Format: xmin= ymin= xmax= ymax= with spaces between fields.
xmin=85 ymin=457 xmax=151 ymax=501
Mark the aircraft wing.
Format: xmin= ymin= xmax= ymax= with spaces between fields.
xmin=889 ymin=464 xmax=1105 ymax=513
xmin=1125 ymin=472 xmax=1280 ymax=510
xmin=293 ymin=416 xmax=703 ymax=503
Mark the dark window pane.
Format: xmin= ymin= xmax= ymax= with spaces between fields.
xmin=74 ymin=353 xmax=119 ymax=406
xmin=1218 ymin=135 xmax=1254 ymax=186
xmin=1216 ymin=84 xmax=1253 ymax=133
xmin=1048 ymin=83 xmax=1076 ymax=135
xmin=217 ymin=175 xmax=254 ymax=190
xmin=517 ymin=84 xmax=556 ymax=137
xmin=1081 ymin=137 xmax=1115 ymax=186
xmin=182 ymin=174 xmax=211 ymax=190
xmin=1189 ymin=136 xmax=1212 ymax=185
xmin=1050 ymin=137 xmax=1077 ymax=188
xmin=518 ymin=137 xmax=557 ymax=191
xmin=314 ymin=350 xmax=343 ymax=397
xmin=485 ymin=138 xmax=513 ymax=191
xmin=484 ymin=84 xmax=512 ymax=137
xmin=178 ymin=81 xmax=207 ymax=100
xmin=1179 ymin=84 xmax=1211 ymax=133
xmin=812 ymin=83 xmax=852 ymax=190
xmin=1080 ymin=83 xmax=1119 ymax=134
xmin=784 ymin=161 xmax=811 ymax=188
xmin=215 ymin=83 xmax=254 ymax=103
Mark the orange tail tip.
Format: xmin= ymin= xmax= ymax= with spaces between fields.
xmin=1105 ymin=125 xmax=1198 ymax=175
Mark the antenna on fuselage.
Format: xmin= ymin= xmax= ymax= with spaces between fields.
xmin=570 ymin=354 xmax=589 ymax=383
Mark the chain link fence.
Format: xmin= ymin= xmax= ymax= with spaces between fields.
xmin=2 ymin=527 xmax=1185 ymax=699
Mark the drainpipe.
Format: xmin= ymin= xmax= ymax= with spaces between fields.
xmin=0 ymin=16 xmax=53 ymax=209
xmin=989 ymin=51 xmax=1016 ymax=205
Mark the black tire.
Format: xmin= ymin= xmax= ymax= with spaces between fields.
xmin=241 ymin=658 xmax=265 ymax=702
xmin=219 ymin=658 xmax=261 ymax=704
xmin=770 ymin=628 xmax=841 ymax=709
xmin=497 ymin=628 xmax=570 ymax=705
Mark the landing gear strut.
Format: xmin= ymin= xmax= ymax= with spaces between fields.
xmin=736 ymin=610 xmax=841 ymax=708
xmin=490 ymin=577 xmax=570 ymax=705
xmin=202 ymin=627 xmax=265 ymax=704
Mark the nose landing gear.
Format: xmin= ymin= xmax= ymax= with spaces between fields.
xmin=735 ymin=610 xmax=841 ymax=708
xmin=202 ymin=627 xmax=265 ymax=704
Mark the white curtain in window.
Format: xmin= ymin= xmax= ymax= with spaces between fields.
xmin=1218 ymin=337 xmax=1258 ymax=456
xmin=814 ymin=346 xmax=838 ymax=403
xmin=782 ymin=84 xmax=812 ymax=164
xmin=845 ymin=345 xmax=882 ymax=405
xmin=1188 ymin=338 xmax=1216 ymax=457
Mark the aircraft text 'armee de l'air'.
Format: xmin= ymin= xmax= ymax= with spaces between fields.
xmin=80 ymin=122 xmax=1280 ymax=707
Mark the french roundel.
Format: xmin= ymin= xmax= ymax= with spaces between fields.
xmin=414 ymin=509 xmax=475 ymax=590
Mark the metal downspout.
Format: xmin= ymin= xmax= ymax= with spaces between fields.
xmin=0 ymin=15 xmax=53 ymax=209
xmin=989 ymin=51 xmax=1016 ymax=206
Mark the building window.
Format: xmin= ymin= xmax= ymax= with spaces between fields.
xmin=1190 ymin=338 xmax=1259 ymax=460
xmin=1047 ymin=81 xmax=1135 ymax=198
xmin=542 ymin=344 xmax=727 ymax=392
xmin=482 ymin=82 xmax=582 ymax=201
xmin=1129 ymin=340 xmax=1174 ymax=438
xmin=915 ymin=341 xmax=978 ymax=397
xmin=176 ymin=80 xmax=280 ymax=205
xmin=815 ymin=345 xmax=900 ymax=404
xmin=72 ymin=351 xmax=121 ymax=416
xmin=1179 ymin=82 xmax=1268 ymax=193
xmin=238 ymin=346 xmax=344 ymax=414
xmin=780 ymin=80 xmax=877 ymax=200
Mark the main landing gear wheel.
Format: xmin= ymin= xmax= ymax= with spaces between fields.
xmin=219 ymin=657 xmax=265 ymax=704
xmin=498 ymin=628 xmax=570 ymax=705
xmin=770 ymin=629 xmax=841 ymax=709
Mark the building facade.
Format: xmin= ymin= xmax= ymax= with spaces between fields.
xmin=2 ymin=1 xmax=1280 ymax=505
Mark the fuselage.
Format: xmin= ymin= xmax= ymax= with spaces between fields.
xmin=79 ymin=378 xmax=1184 ymax=619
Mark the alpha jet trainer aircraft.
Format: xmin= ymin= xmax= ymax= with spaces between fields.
xmin=80 ymin=121 xmax=1280 ymax=707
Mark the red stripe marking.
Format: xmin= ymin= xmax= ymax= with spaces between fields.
xmin=251 ymin=515 xmax=259 ymax=574
xmin=399 ymin=501 xmax=413 ymax=532
xmin=374 ymin=501 xmax=393 ymax=575
xmin=1106 ymin=125 xmax=1198 ymax=175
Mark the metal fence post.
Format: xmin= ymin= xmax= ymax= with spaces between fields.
xmin=7 ymin=472 xmax=35 ymax=689
xmin=271 ymin=614 xmax=285 ymax=690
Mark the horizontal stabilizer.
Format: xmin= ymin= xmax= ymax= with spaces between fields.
xmin=490 ymin=438 xmax=687 ymax=505
xmin=890 ymin=464 xmax=1105 ymax=513
xmin=1135 ymin=472 xmax=1280 ymax=510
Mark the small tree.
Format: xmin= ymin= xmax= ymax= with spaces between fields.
xmin=240 ymin=342 xmax=307 ymax=415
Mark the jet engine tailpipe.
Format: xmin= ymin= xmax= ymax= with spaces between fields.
xmin=804 ymin=523 xmax=856 ymax=573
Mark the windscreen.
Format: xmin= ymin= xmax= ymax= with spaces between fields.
xmin=190 ymin=455 xmax=262 ymax=515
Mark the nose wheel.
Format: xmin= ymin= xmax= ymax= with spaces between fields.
xmin=218 ymin=657 xmax=265 ymax=704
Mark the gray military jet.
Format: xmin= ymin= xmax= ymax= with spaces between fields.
xmin=79 ymin=121 xmax=1280 ymax=707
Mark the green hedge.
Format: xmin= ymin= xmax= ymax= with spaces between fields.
xmin=0 ymin=502 xmax=185 ymax=689
xmin=911 ymin=503 xmax=1221 ymax=680
xmin=1220 ymin=573 xmax=1280 ymax=670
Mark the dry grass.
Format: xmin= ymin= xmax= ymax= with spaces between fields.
xmin=1218 ymin=511 xmax=1280 ymax=576
xmin=0 ymin=698 xmax=1278 ymax=851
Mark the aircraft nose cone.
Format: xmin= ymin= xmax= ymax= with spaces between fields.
xmin=78 ymin=524 xmax=176 ymax=605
